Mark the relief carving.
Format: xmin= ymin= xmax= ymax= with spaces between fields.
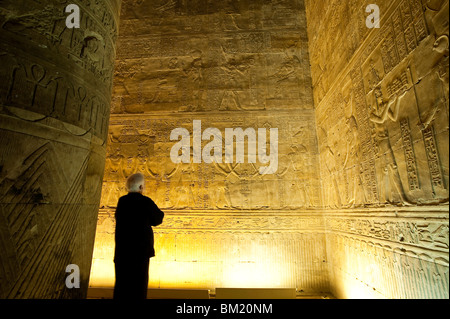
xmin=86 ymin=0 xmax=449 ymax=299
xmin=369 ymin=87 xmax=412 ymax=205
xmin=0 ymin=0 xmax=120 ymax=298
xmin=306 ymin=0 xmax=448 ymax=298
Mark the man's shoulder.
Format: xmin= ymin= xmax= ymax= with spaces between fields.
xmin=142 ymin=195 xmax=156 ymax=204
xmin=117 ymin=193 xmax=139 ymax=205
xmin=118 ymin=194 xmax=131 ymax=202
xmin=120 ymin=193 xmax=156 ymax=203
xmin=119 ymin=192 xmax=144 ymax=199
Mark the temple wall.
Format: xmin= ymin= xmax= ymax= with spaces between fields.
xmin=89 ymin=0 xmax=449 ymax=298
xmin=305 ymin=0 xmax=449 ymax=298
xmin=89 ymin=0 xmax=330 ymax=292
xmin=0 ymin=1 xmax=121 ymax=298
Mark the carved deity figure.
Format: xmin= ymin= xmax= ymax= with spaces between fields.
xmin=208 ymin=170 xmax=232 ymax=209
xmin=105 ymin=146 xmax=125 ymax=180
xmin=161 ymin=158 xmax=199 ymax=210
xmin=368 ymin=60 xmax=381 ymax=90
xmin=420 ymin=35 xmax=449 ymax=130
xmin=323 ymin=144 xmax=343 ymax=208
xmin=180 ymin=50 xmax=204 ymax=111
xmin=317 ymin=126 xmax=342 ymax=208
xmin=276 ymin=145 xmax=314 ymax=208
xmin=271 ymin=54 xmax=301 ymax=99
xmin=344 ymin=116 xmax=365 ymax=207
xmin=214 ymin=162 xmax=259 ymax=209
xmin=370 ymin=87 xmax=411 ymax=205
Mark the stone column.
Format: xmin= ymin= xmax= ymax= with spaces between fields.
xmin=305 ymin=0 xmax=449 ymax=299
xmin=0 ymin=0 xmax=121 ymax=298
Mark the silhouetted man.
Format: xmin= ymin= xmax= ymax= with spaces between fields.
xmin=113 ymin=173 xmax=164 ymax=299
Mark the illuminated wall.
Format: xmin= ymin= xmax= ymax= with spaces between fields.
xmin=306 ymin=0 xmax=449 ymax=298
xmin=89 ymin=0 xmax=329 ymax=292
xmin=0 ymin=0 xmax=121 ymax=298
xmin=89 ymin=0 xmax=449 ymax=298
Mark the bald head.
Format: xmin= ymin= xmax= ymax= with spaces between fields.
xmin=126 ymin=173 xmax=145 ymax=193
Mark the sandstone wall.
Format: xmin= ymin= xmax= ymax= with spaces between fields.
xmin=90 ymin=0 xmax=329 ymax=292
xmin=89 ymin=0 xmax=449 ymax=298
xmin=0 ymin=0 xmax=121 ymax=298
xmin=305 ymin=0 xmax=449 ymax=298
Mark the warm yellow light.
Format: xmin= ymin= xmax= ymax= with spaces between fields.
xmin=89 ymin=259 xmax=115 ymax=288
xmin=335 ymin=255 xmax=385 ymax=299
xmin=90 ymin=259 xmax=285 ymax=290
xmin=89 ymin=214 xmax=329 ymax=293
xmin=223 ymin=262 xmax=275 ymax=288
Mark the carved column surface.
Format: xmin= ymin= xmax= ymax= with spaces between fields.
xmin=0 ymin=0 xmax=121 ymax=298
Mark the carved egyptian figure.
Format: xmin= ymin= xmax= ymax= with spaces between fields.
xmin=370 ymin=87 xmax=411 ymax=205
xmin=323 ymin=144 xmax=343 ymax=208
xmin=285 ymin=145 xmax=312 ymax=208
xmin=344 ymin=116 xmax=365 ymax=207
xmin=170 ymin=161 xmax=197 ymax=209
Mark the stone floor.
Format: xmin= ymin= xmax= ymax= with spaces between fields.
xmin=87 ymin=287 xmax=335 ymax=299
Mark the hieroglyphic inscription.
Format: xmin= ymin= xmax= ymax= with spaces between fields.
xmin=98 ymin=209 xmax=325 ymax=232
xmin=1 ymin=0 xmax=118 ymax=89
xmin=400 ymin=118 xmax=420 ymax=191
xmin=386 ymin=67 xmax=412 ymax=97
xmin=327 ymin=232 xmax=449 ymax=298
xmin=102 ymin=113 xmax=321 ymax=211
xmin=327 ymin=213 xmax=449 ymax=251
xmin=0 ymin=54 xmax=109 ymax=140
xmin=381 ymin=22 xmax=400 ymax=74
xmin=422 ymin=126 xmax=445 ymax=191
xmin=0 ymin=0 xmax=120 ymax=141
xmin=309 ymin=0 xmax=447 ymax=207
xmin=350 ymin=67 xmax=379 ymax=204
xmin=306 ymin=0 xmax=448 ymax=298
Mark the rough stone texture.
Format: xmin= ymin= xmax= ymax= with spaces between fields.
xmin=0 ymin=0 xmax=121 ymax=298
xmin=90 ymin=0 xmax=330 ymax=292
xmin=305 ymin=0 xmax=449 ymax=298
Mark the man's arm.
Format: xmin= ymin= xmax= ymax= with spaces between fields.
xmin=148 ymin=199 xmax=164 ymax=226
xmin=115 ymin=197 xmax=123 ymax=221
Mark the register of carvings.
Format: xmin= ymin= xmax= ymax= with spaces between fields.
xmin=101 ymin=0 xmax=323 ymax=211
xmin=101 ymin=114 xmax=321 ymax=211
